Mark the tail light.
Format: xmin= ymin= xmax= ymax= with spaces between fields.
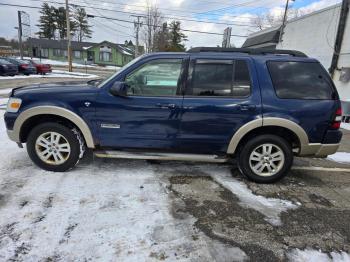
xmin=331 ymin=107 xmax=342 ymax=129
xmin=20 ymin=64 xmax=28 ymax=69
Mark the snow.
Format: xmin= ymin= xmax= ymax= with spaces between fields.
xmin=0 ymin=70 xmax=98 ymax=80
xmin=20 ymin=57 xmax=121 ymax=70
xmin=0 ymin=110 xmax=248 ymax=261
xmin=202 ymin=165 xmax=299 ymax=226
xmin=0 ymin=98 xmax=8 ymax=108
xmin=287 ymin=248 xmax=350 ymax=262
xmin=341 ymin=122 xmax=350 ymax=131
xmin=0 ymin=88 xmax=12 ymax=96
xmin=327 ymin=152 xmax=350 ymax=164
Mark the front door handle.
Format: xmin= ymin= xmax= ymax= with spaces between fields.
xmin=156 ymin=103 xmax=177 ymax=109
xmin=239 ymin=104 xmax=256 ymax=111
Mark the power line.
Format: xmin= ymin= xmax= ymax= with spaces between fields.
xmin=0 ymin=2 xmax=249 ymax=37
xmin=26 ymin=0 xmax=259 ymax=26
xmin=87 ymin=14 xmax=248 ymax=37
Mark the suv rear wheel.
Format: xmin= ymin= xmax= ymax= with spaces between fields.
xmin=238 ymin=134 xmax=293 ymax=183
xmin=27 ymin=122 xmax=83 ymax=172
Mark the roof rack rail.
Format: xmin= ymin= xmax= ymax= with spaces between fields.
xmin=187 ymin=47 xmax=307 ymax=57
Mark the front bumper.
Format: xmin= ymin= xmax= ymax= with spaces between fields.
xmin=7 ymin=129 xmax=18 ymax=142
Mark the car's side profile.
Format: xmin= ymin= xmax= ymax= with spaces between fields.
xmin=0 ymin=58 xmax=18 ymax=76
xmin=4 ymin=48 xmax=343 ymax=183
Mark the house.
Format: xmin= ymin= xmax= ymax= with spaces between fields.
xmin=242 ymin=3 xmax=350 ymax=110
xmin=28 ymin=38 xmax=141 ymax=66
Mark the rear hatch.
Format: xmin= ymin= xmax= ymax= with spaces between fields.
xmin=264 ymin=60 xmax=341 ymax=144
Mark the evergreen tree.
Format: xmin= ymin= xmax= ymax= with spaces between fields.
xmin=55 ymin=7 xmax=77 ymax=40
xmin=37 ymin=3 xmax=57 ymax=39
xmin=73 ymin=7 xmax=92 ymax=42
xmin=167 ymin=21 xmax=187 ymax=52
xmin=154 ymin=22 xmax=170 ymax=51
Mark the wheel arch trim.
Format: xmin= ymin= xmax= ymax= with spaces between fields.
xmin=13 ymin=106 xmax=95 ymax=148
xmin=226 ymin=117 xmax=309 ymax=154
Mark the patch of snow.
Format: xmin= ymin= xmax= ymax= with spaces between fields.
xmin=341 ymin=122 xmax=350 ymax=131
xmin=0 ymin=70 xmax=98 ymax=80
xmin=202 ymin=165 xmax=298 ymax=226
xmin=0 ymin=88 xmax=12 ymax=95
xmin=327 ymin=152 xmax=350 ymax=164
xmin=287 ymin=248 xmax=350 ymax=262
xmin=20 ymin=57 xmax=121 ymax=71
xmin=0 ymin=98 xmax=8 ymax=109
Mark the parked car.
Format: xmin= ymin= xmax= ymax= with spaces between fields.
xmin=3 ymin=57 xmax=36 ymax=75
xmin=25 ymin=59 xmax=52 ymax=75
xmin=4 ymin=47 xmax=343 ymax=183
xmin=0 ymin=58 xmax=18 ymax=76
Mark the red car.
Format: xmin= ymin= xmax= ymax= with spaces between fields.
xmin=25 ymin=59 xmax=52 ymax=75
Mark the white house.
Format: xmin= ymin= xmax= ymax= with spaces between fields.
xmin=242 ymin=2 xmax=350 ymax=118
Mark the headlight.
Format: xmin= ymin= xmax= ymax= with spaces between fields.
xmin=6 ymin=98 xmax=22 ymax=113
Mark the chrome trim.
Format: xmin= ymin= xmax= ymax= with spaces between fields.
xmin=94 ymin=151 xmax=228 ymax=162
xmin=101 ymin=123 xmax=120 ymax=129
xmin=10 ymin=106 xmax=95 ymax=148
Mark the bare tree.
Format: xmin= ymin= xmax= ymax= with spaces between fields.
xmin=142 ymin=2 xmax=163 ymax=53
xmin=252 ymin=8 xmax=302 ymax=31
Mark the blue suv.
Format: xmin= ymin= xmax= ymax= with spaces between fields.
xmin=4 ymin=48 xmax=343 ymax=183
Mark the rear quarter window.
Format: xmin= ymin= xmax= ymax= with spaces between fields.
xmin=267 ymin=61 xmax=335 ymax=100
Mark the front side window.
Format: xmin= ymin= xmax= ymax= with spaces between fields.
xmin=189 ymin=59 xmax=251 ymax=97
xmin=267 ymin=61 xmax=335 ymax=99
xmin=125 ymin=59 xmax=182 ymax=96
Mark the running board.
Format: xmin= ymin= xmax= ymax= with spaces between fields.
xmin=94 ymin=150 xmax=228 ymax=163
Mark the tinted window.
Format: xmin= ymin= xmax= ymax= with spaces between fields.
xmin=125 ymin=59 xmax=182 ymax=96
xmin=190 ymin=60 xmax=251 ymax=97
xmin=267 ymin=61 xmax=334 ymax=99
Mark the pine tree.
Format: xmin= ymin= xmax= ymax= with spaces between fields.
xmin=73 ymin=7 xmax=92 ymax=42
xmin=54 ymin=7 xmax=77 ymax=40
xmin=167 ymin=21 xmax=187 ymax=52
xmin=154 ymin=22 xmax=170 ymax=51
xmin=37 ymin=3 xmax=57 ymax=39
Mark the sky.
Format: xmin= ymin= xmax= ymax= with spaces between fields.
xmin=0 ymin=0 xmax=342 ymax=48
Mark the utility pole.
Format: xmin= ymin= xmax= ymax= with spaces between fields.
xmin=278 ymin=0 xmax=294 ymax=45
xmin=131 ymin=15 xmax=143 ymax=57
xmin=65 ymin=0 xmax=72 ymax=72
xmin=329 ymin=0 xmax=349 ymax=77
xmin=17 ymin=11 xmax=23 ymax=59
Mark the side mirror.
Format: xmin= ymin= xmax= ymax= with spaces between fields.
xmin=109 ymin=82 xmax=128 ymax=97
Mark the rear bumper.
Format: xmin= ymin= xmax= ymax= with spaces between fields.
xmin=299 ymin=143 xmax=340 ymax=157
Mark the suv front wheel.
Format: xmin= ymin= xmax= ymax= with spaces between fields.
xmin=238 ymin=134 xmax=293 ymax=183
xmin=27 ymin=122 xmax=83 ymax=172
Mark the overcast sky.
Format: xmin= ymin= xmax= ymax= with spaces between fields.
xmin=0 ymin=0 xmax=341 ymax=48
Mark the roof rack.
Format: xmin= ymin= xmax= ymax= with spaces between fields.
xmin=187 ymin=47 xmax=307 ymax=57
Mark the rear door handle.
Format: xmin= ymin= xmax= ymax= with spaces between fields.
xmin=239 ymin=104 xmax=256 ymax=111
xmin=156 ymin=103 xmax=177 ymax=109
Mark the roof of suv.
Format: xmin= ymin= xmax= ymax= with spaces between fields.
xmin=187 ymin=47 xmax=307 ymax=57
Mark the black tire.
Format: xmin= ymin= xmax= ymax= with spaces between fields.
xmin=237 ymin=134 xmax=293 ymax=183
xmin=27 ymin=122 xmax=82 ymax=172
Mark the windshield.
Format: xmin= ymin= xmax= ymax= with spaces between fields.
xmin=97 ymin=55 xmax=146 ymax=88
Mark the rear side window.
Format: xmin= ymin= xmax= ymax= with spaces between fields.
xmin=190 ymin=60 xmax=251 ymax=97
xmin=267 ymin=61 xmax=334 ymax=99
